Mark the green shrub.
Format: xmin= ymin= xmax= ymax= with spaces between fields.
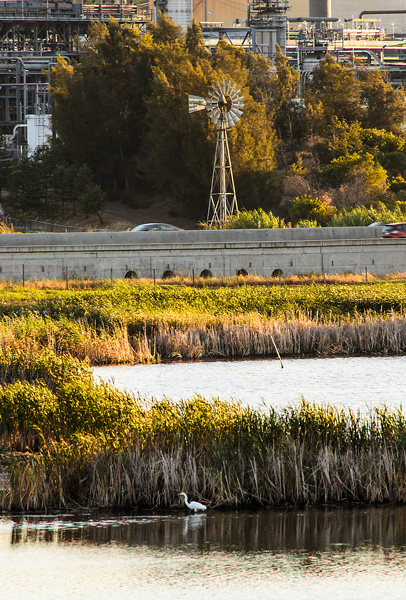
xmin=224 ymin=208 xmax=286 ymax=229
xmin=289 ymin=194 xmax=336 ymax=226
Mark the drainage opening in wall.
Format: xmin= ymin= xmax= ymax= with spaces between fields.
xmin=162 ymin=270 xmax=175 ymax=279
xmin=125 ymin=271 xmax=137 ymax=279
xmin=200 ymin=269 xmax=212 ymax=278
xmin=272 ymin=269 xmax=283 ymax=278
xmin=237 ymin=268 xmax=248 ymax=277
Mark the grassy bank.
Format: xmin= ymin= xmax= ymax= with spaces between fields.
xmin=1 ymin=280 xmax=405 ymax=511
xmin=0 ymin=350 xmax=406 ymax=511
xmin=0 ymin=280 xmax=405 ymax=362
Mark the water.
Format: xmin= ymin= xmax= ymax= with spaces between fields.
xmin=4 ymin=355 xmax=406 ymax=598
xmin=1 ymin=506 xmax=406 ymax=600
xmin=94 ymin=355 xmax=406 ymax=413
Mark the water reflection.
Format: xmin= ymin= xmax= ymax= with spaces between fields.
xmin=2 ymin=507 xmax=406 ymax=600
xmin=6 ymin=506 xmax=406 ymax=552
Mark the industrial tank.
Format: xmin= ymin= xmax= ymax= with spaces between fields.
xmin=309 ymin=0 xmax=332 ymax=18
xmin=165 ymin=0 xmax=193 ymax=29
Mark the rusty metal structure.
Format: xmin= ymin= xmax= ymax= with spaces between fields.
xmin=248 ymin=0 xmax=289 ymax=57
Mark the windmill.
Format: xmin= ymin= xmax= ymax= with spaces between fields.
xmin=188 ymin=79 xmax=244 ymax=228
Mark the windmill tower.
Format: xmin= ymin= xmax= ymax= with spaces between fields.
xmin=188 ymin=80 xmax=244 ymax=228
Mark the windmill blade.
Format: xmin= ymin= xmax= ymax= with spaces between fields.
xmin=188 ymin=95 xmax=207 ymax=113
xmin=232 ymin=103 xmax=244 ymax=110
xmin=225 ymin=113 xmax=234 ymax=128
xmin=207 ymin=88 xmax=219 ymax=99
xmin=232 ymin=96 xmax=244 ymax=104
xmin=229 ymin=82 xmax=237 ymax=96
xmin=230 ymin=88 xmax=241 ymax=98
xmin=211 ymin=114 xmax=222 ymax=127
xmin=208 ymin=107 xmax=221 ymax=121
xmin=206 ymin=104 xmax=219 ymax=113
xmin=230 ymin=107 xmax=243 ymax=118
xmin=229 ymin=112 xmax=240 ymax=126
xmin=226 ymin=80 xmax=232 ymax=94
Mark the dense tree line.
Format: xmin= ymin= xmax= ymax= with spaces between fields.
xmin=50 ymin=16 xmax=282 ymax=218
xmin=3 ymin=16 xmax=406 ymax=224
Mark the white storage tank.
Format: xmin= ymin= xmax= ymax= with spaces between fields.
xmin=26 ymin=114 xmax=52 ymax=156
xmin=166 ymin=0 xmax=193 ymax=29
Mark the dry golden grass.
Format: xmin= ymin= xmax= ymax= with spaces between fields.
xmin=4 ymin=437 xmax=406 ymax=511
xmin=0 ymin=271 xmax=405 ymax=291
xmin=0 ymin=310 xmax=405 ymax=364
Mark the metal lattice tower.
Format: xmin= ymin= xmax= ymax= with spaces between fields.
xmin=188 ymin=79 xmax=244 ymax=228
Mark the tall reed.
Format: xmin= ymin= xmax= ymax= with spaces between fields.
xmin=0 ymin=308 xmax=406 ymax=364
xmin=1 ymin=351 xmax=406 ymax=511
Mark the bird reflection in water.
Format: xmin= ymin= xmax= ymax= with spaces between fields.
xmin=183 ymin=513 xmax=207 ymax=537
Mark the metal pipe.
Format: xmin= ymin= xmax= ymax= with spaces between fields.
xmin=288 ymin=17 xmax=338 ymax=22
xmin=359 ymin=10 xmax=406 ymax=19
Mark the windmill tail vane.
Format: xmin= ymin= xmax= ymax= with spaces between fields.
xmin=188 ymin=79 xmax=244 ymax=229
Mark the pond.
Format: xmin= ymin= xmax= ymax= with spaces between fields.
xmin=94 ymin=355 xmax=406 ymax=413
xmin=1 ymin=506 xmax=406 ymax=600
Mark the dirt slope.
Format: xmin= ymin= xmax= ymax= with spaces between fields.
xmin=60 ymin=196 xmax=198 ymax=231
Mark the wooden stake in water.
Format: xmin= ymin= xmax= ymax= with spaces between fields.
xmin=271 ymin=334 xmax=284 ymax=369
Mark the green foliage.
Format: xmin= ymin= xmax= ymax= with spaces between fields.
xmin=78 ymin=181 xmax=106 ymax=221
xmin=389 ymin=175 xmax=406 ymax=193
xmin=224 ymin=208 xmax=286 ymax=229
xmin=258 ymin=44 xmax=303 ymax=138
xmin=2 ymin=360 xmax=406 ymax=509
xmin=318 ymin=152 xmax=387 ymax=194
xmin=1 ymin=281 xmax=406 ymax=327
xmin=305 ymin=56 xmax=406 ymax=136
xmin=380 ymin=152 xmax=406 ymax=178
xmin=306 ymin=54 xmax=361 ymax=133
xmin=287 ymin=155 xmax=308 ymax=177
xmin=327 ymin=118 xmax=364 ymax=159
xmin=6 ymin=145 xmax=104 ymax=220
xmin=360 ymin=127 xmax=406 ymax=153
xmin=51 ymin=21 xmax=150 ymax=192
xmin=294 ymin=219 xmax=320 ymax=228
xmin=50 ymin=20 xmax=280 ymax=218
xmin=330 ymin=201 xmax=406 ymax=226
xmin=289 ymin=194 xmax=336 ymax=226
xmin=358 ymin=67 xmax=406 ymax=133
xmin=184 ymin=19 xmax=209 ymax=62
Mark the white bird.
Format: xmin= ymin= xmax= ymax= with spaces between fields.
xmin=178 ymin=492 xmax=207 ymax=512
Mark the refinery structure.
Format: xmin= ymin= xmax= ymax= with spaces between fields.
xmin=3 ymin=0 xmax=406 ymax=154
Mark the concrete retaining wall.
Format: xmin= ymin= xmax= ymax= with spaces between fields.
xmin=0 ymin=226 xmax=404 ymax=281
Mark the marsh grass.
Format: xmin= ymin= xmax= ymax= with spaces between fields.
xmin=0 ymin=292 xmax=406 ymax=364
xmin=1 ymin=351 xmax=406 ymax=511
xmin=0 ymin=272 xmax=406 ymax=293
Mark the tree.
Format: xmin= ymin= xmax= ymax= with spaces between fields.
xmin=146 ymin=13 xmax=183 ymax=45
xmin=358 ymin=68 xmax=406 ymax=133
xmin=7 ymin=156 xmax=45 ymax=218
xmin=257 ymin=44 xmax=303 ymax=139
xmin=319 ymin=152 xmax=388 ymax=195
xmin=51 ymin=20 xmax=154 ymax=193
xmin=78 ymin=183 xmax=106 ymax=222
xmin=306 ymin=54 xmax=362 ymax=133
xmin=185 ymin=19 xmax=210 ymax=63
xmin=137 ymin=39 xmax=280 ymax=217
